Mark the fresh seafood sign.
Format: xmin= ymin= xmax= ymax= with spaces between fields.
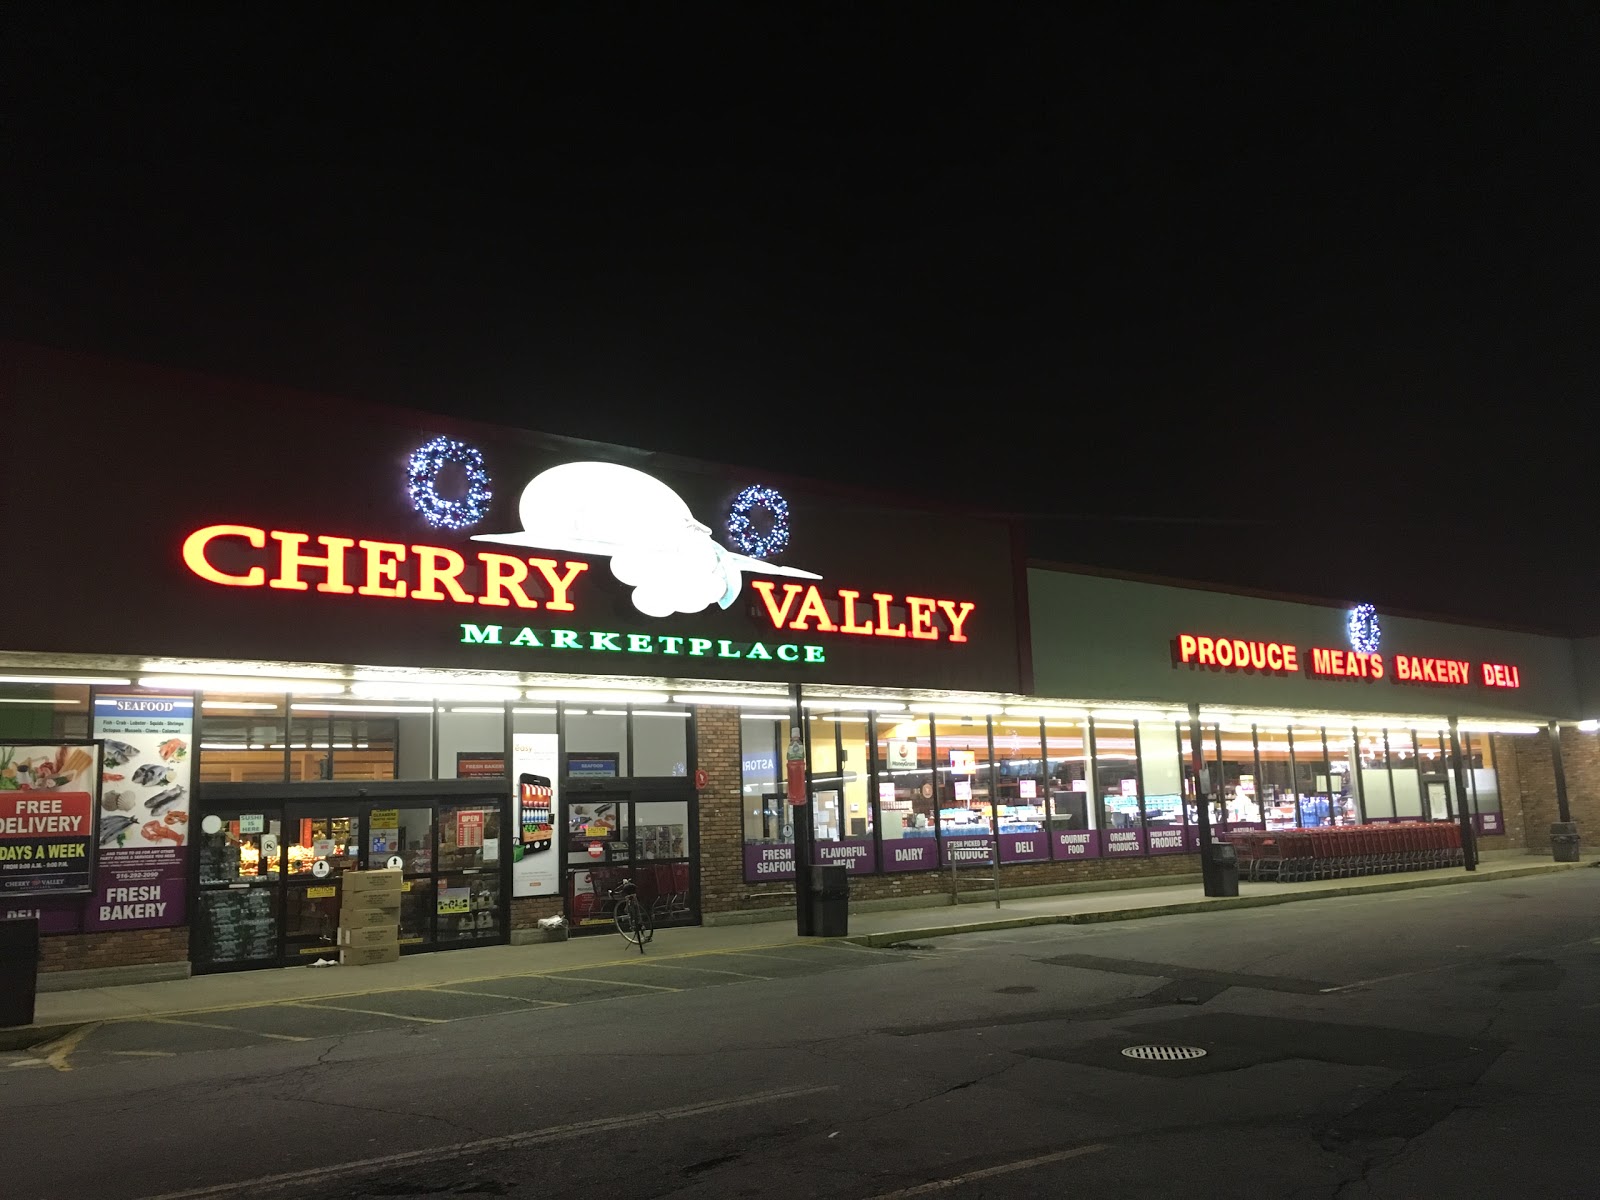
xmin=87 ymin=695 xmax=195 ymax=931
xmin=0 ymin=743 xmax=99 ymax=896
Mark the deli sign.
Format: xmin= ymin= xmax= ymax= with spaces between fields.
xmin=1174 ymin=632 xmax=1521 ymax=690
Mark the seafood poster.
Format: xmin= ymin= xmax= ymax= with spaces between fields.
xmin=88 ymin=695 xmax=195 ymax=931
xmin=510 ymin=732 xmax=560 ymax=897
xmin=0 ymin=743 xmax=100 ymax=896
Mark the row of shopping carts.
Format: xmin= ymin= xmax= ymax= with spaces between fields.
xmin=1224 ymin=823 xmax=1465 ymax=882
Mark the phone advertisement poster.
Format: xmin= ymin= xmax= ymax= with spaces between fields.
xmin=511 ymin=733 xmax=560 ymax=897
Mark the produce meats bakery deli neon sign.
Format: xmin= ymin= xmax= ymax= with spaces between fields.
xmin=1173 ymin=633 xmax=1521 ymax=689
xmin=179 ymin=524 xmax=977 ymax=666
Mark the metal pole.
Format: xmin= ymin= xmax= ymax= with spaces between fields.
xmin=1548 ymin=721 xmax=1572 ymax=824
xmin=1447 ymin=716 xmax=1477 ymax=871
xmin=791 ymin=683 xmax=814 ymax=934
xmin=1188 ymin=702 xmax=1221 ymax=894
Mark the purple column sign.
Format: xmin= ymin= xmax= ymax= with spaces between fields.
xmin=1101 ymin=828 xmax=1145 ymax=856
xmin=881 ymin=837 xmax=938 ymax=872
xmin=998 ymin=831 xmax=1048 ymax=862
xmin=743 ymin=842 xmax=796 ymax=883
xmin=815 ymin=839 xmax=877 ymax=873
xmin=1145 ymin=826 xmax=1186 ymax=855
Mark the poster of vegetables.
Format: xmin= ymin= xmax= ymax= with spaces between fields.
xmin=86 ymin=695 xmax=195 ymax=931
xmin=0 ymin=742 xmax=100 ymax=896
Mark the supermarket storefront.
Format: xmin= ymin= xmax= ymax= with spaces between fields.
xmin=2 ymin=344 xmax=1594 ymax=984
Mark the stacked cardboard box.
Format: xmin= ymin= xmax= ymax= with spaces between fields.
xmin=338 ymin=869 xmax=402 ymax=965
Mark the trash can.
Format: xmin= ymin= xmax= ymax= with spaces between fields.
xmin=1550 ymin=821 xmax=1581 ymax=863
xmin=809 ymin=865 xmax=850 ymax=937
xmin=0 ymin=917 xmax=40 ymax=1028
xmin=1209 ymin=842 xmax=1240 ymax=898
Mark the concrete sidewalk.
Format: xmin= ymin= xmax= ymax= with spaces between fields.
xmin=6 ymin=852 xmax=1590 ymax=1048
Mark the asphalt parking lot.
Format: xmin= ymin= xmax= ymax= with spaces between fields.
xmin=7 ymin=941 xmax=913 ymax=1070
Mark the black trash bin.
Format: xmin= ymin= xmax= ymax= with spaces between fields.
xmin=1209 ymin=842 xmax=1240 ymax=898
xmin=1550 ymin=821 xmax=1581 ymax=863
xmin=0 ymin=917 xmax=40 ymax=1028
xmin=809 ymin=865 xmax=850 ymax=937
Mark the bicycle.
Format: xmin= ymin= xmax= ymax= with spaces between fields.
xmin=611 ymin=877 xmax=652 ymax=953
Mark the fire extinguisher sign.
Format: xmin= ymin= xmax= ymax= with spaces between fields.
xmin=786 ymin=735 xmax=807 ymax=806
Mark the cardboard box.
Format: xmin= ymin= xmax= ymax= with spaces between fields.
xmin=342 ymin=869 xmax=403 ymax=896
xmin=337 ymin=925 xmax=399 ymax=948
xmin=339 ymin=901 xmax=401 ymax=927
xmin=339 ymin=943 xmax=401 ymax=967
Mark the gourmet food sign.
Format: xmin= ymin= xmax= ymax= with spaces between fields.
xmin=1173 ymin=632 xmax=1521 ymax=691
xmin=0 ymin=743 xmax=99 ymax=896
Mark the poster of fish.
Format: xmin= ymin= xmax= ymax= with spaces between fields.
xmin=86 ymin=695 xmax=196 ymax=931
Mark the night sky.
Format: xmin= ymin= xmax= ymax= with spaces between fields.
xmin=5 ymin=5 xmax=1597 ymax=632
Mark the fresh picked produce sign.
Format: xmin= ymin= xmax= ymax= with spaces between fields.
xmin=0 ymin=743 xmax=99 ymax=896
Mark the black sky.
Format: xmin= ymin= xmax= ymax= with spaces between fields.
xmin=4 ymin=3 xmax=1598 ymax=631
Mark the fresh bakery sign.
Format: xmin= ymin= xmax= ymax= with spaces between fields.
xmin=179 ymin=460 xmax=977 ymax=648
xmin=1172 ymin=632 xmax=1521 ymax=690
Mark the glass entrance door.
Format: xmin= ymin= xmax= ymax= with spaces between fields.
xmin=283 ymin=804 xmax=361 ymax=964
xmin=194 ymin=805 xmax=284 ymax=972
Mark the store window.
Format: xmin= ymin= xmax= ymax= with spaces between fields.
xmin=564 ymin=706 xmax=626 ymax=778
xmin=632 ymin=706 xmax=690 ymax=776
xmin=1325 ymin=726 xmax=1359 ymax=824
xmin=878 ymin=714 xmax=937 ymax=872
xmin=0 ymin=682 xmax=90 ymax=741
xmin=808 ymin=711 xmax=875 ymax=874
xmin=438 ymin=704 xmax=506 ymax=780
xmin=934 ymin=714 xmax=993 ymax=866
xmin=1218 ymin=725 xmax=1262 ymax=828
xmin=1389 ymin=730 xmax=1422 ymax=818
xmin=1415 ymin=728 xmax=1453 ymax=819
xmin=1290 ymin=726 xmax=1330 ymax=826
xmin=198 ymin=693 xmax=288 ymax=782
xmin=1095 ymin=719 xmax=1142 ymax=855
xmin=1044 ymin=718 xmax=1092 ymax=859
xmin=1357 ymin=728 xmax=1394 ymax=820
xmin=286 ymin=698 xmax=418 ymax=781
xmin=740 ymin=713 xmax=788 ymax=846
xmin=1255 ymin=726 xmax=1297 ymax=829
xmin=437 ymin=801 xmax=502 ymax=945
xmin=1139 ymin=720 xmax=1184 ymax=851
xmin=991 ymin=716 xmax=1048 ymax=862
xmin=1465 ymin=732 xmax=1501 ymax=816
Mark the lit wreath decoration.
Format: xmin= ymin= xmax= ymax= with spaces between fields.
xmin=1347 ymin=603 xmax=1381 ymax=654
xmin=407 ymin=436 xmax=493 ymax=530
xmin=726 ymin=484 xmax=790 ymax=559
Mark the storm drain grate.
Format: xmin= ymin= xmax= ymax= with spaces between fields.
xmin=1121 ymin=1043 xmax=1208 ymax=1062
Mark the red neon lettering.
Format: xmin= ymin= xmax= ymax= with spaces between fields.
xmin=1196 ymin=637 xmax=1216 ymax=665
xmin=787 ymin=586 xmax=838 ymax=632
xmin=1371 ymin=653 xmax=1384 ymax=680
xmin=752 ymin=581 xmax=804 ymax=628
xmin=906 ymin=596 xmax=938 ymax=641
xmin=873 ymin=593 xmax=907 ymax=638
xmin=527 ymin=558 xmax=588 ymax=612
xmin=411 ymin=546 xmax=474 ymax=604
xmin=1455 ymin=660 xmax=1470 ymax=685
xmin=183 ymin=524 xmax=266 ymax=587
xmin=838 ymin=590 xmax=875 ymax=635
xmin=1312 ymin=647 xmax=1333 ymax=675
xmin=1248 ymin=641 xmax=1267 ymax=669
xmin=1215 ymin=638 xmax=1234 ymax=666
xmin=936 ymin=599 xmax=975 ymax=643
xmin=270 ymin=532 xmax=356 ymax=594
xmin=1179 ymin=634 xmax=1198 ymax=662
xmin=1283 ymin=644 xmax=1298 ymax=671
xmin=477 ymin=554 xmax=540 ymax=609
xmin=357 ymin=540 xmax=408 ymax=598
xmin=1266 ymin=643 xmax=1283 ymax=671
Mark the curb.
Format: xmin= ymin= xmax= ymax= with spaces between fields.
xmin=845 ymin=860 xmax=1593 ymax=948
xmin=0 ymin=1022 xmax=82 ymax=1053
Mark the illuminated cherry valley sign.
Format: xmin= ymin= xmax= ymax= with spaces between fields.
xmin=181 ymin=525 xmax=976 ymax=644
xmin=1174 ymin=632 xmax=1521 ymax=690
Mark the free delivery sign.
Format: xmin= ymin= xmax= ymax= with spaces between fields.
xmin=0 ymin=743 xmax=99 ymax=896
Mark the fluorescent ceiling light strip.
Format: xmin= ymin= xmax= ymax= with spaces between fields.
xmin=201 ymin=701 xmax=279 ymax=710
xmin=799 ymin=699 xmax=905 ymax=712
xmin=739 ymin=712 xmax=793 ymax=721
xmin=672 ymin=693 xmax=799 ymax=707
xmin=141 ymin=675 xmax=346 ymax=694
xmin=0 ymin=674 xmax=132 ymax=686
xmin=351 ymin=683 xmax=520 ymax=701
xmin=0 ymin=697 xmax=79 ymax=706
xmin=512 ymin=707 xmax=557 ymax=716
xmin=525 ymin=689 xmax=670 ymax=704
xmin=923 ymin=703 xmax=1004 ymax=716
xmin=629 ymin=710 xmax=691 ymax=718
xmin=1002 ymin=706 xmax=1087 ymax=718
xmin=290 ymin=703 xmax=433 ymax=714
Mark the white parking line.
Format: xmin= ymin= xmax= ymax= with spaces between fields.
xmin=865 ymin=1143 xmax=1109 ymax=1197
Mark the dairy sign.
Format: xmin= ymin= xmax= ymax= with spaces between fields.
xmin=0 ymin=743 xmax=99 ymax=897
xmin=179 ymin=460 xmax=981 ymax=675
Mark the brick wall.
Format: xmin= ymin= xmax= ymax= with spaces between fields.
xmin=1513 ymin=728 xmax=1600 ymax=854
xmin=1490 ymin=734 xmax=1525 ymax=849
xmin=38 ymin=927 xmax=188 ymax=974
xmin=510 ymin=895 xmax=564 ymax=930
